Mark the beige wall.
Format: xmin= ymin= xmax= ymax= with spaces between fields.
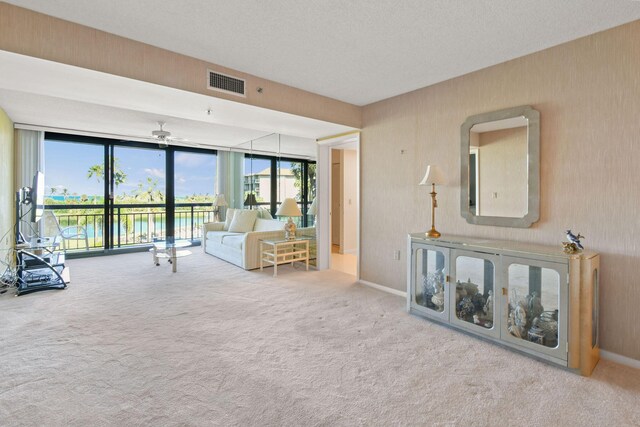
xmin=0 ymin=107 xmax=14 ymax=252
xmin=361 ymin=20 xmax=640 ymax=360
xmin=477 ymin=127 xmax=527 ymax=217
xmin=0 ymin=2 xmax=361 ymax=129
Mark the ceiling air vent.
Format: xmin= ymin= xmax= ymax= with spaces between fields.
xmin=207 ymin=70 xmax=246 ymax=97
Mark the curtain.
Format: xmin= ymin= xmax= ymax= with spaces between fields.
xmin=15 ymin=129 xmax=44 ymax=238
xmin=15 ymin=129 xmax=44 ymax=188
xmin=216 ymin=151 xmax=245 ymax=210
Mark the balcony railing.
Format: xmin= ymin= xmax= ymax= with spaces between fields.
xmin=44 ymin=203 xmax=215 ymax=250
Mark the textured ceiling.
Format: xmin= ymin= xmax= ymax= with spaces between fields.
xmin=5 ymin=0 xmax=640 ymax=105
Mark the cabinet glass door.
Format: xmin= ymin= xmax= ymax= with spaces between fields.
xmin=410 ymin=244 xmax=449 ymax=322
xmin=450 ymin=250 xmax=500 ymax=338
xmin=501 ymin=257 xmax=568 ymax=361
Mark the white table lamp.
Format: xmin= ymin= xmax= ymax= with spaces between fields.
xmin=276 ymin=198 xmax=302 ymax=240
xmin=212 ymin=194 xmax=228 ymax=222
xmin=308 ymin=197 xmax=317 ymax=217
xmin=419 ymin=165 xmax=446 ymax=238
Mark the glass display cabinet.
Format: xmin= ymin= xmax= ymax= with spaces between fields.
xmin=407 ymin=244 xmax=449 ymax=322
xmin=407 ymin=233 xmax=600 ymax=376
xmin=501 ymin=257 xmax=568 ymax=361
xmin=450 ymin=250 xmax=500 ymax=339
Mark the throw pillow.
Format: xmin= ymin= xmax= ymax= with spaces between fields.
xmin=223 ymin=208 xmax=237 ymax=231
xmin=257 ymin=207 xmax=273 ymax=220
xmin=228 ymin=209 xmax=259 ymax=233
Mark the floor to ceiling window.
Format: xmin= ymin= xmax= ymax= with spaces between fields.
xmin=112 ymin=144 xmax=166 ymax=246
xmin=306 ymin=162 xmax=317 ymax=227
xmin=43 ymin=139 xmax=105 ymax=249
xmin=43 ymin=133 xmax=217 ymax=253
xmin=242 ymin=153 xmax=316 ymax=227
xmin=174 ymin=150 xmax=217 ymax=240
xmin=43 ymin=133 xmax=315 ymax=255
xmin=277 ymin=158 xmax=304 ymax=227
xmin=243 ymin=155 xmax=272 ymax=210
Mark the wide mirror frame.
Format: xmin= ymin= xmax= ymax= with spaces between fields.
xmin=460 ymin=105 xmax=540 ymax=228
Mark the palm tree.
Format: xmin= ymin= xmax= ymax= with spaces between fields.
xmin=87 ymin=159 xmax=127 ymax=187
xmin=135 ymin=177 xmax=164 ymax=202
xmin=86 ymin=164 xmax=103 ymax=183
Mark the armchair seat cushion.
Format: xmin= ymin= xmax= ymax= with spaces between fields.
xmin=221 ymin=234 xmax=244 ymax=250
xmin=205 ymin=231 xmax=242 ymax=244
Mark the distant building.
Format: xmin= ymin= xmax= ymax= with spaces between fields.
xmin=244 ymin=167 xmax=298 ymax=203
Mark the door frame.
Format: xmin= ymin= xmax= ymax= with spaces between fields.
xmin=316 ymin=131 xmax=360 ymax=277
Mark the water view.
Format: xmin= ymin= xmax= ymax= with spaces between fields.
xmin=44 ymin=139 xmax=217 ymax=249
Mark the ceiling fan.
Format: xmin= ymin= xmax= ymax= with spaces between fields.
xmin=151 ymin=121 xmax=185 ymax=147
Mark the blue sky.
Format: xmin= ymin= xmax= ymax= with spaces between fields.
xmin=45 ymin=140 xmax=217 ymax=198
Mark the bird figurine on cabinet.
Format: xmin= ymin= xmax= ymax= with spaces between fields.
xmin=563 ymin=230 xmax=585 ymax=253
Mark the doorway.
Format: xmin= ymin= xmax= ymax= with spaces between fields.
xmin=330 ymin=147 xmax=357 ymax=276
xmin=316 ymin=133 xmax=359 ymax=277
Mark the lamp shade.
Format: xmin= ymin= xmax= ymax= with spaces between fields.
xmin=419 ymin=165 xmax=446 ymax=186
xmin=307 ymin=197 xmax=317 ymax=216
xmin=244 ymin=193 xmax=257 ymax=206
xmin=213 ymin=194 xmax=228 ymax=207
xmin=276 ymin=198 xmax=302 ymax=217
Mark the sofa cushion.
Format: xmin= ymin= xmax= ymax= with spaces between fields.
xmin=206 ymin=231 xmax=242 ymax=244
xmin=229 ymin=209 xmax=259 ymax=232
xmin=223 ymin=208 xmax=237 ymax=231
xmin=257 ymin=207 xmax=273 ymax=220
xmin=253 ymin=218 xmax=285 ymax=232
xmin=221 ymin=234 xmax=244 ymax=250
xmin=206 ymin=231 xmax=224 ymax=244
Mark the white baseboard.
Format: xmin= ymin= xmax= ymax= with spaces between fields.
xmin=342 ymin=248 xmax=357 ymax=255
xmin=359 ymin=279 xmax=406 ymax=298
xmin=600 ymin=350 xmax=640 ymax=370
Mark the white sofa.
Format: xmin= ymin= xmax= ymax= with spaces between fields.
xmin=202 ymin=217 xmax=315 ymax=270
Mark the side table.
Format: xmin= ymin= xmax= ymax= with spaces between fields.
xmin=260 ymin=238 xmax=309 ymax=277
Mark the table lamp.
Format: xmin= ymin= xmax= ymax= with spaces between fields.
xmin=244 ymin=193 xmax=257 ymax=209
xmin=419 ymin=165 xmax=446 ymax=238
xmin=212 ymin=194 xmax=228 ymax=222
xmin=276 ymin=198 xmax=302 ymax=240
xmin=308 ymin=197 xmax=317 ymax=217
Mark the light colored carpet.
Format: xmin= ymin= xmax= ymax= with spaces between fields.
xmin=1 ymin=250 xmax=639 ymax=426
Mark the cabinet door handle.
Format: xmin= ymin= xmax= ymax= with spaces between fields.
xmin=502 ymin=287 xmax=507 ymax=296
xmin=446 ymin=275 xmax=450 ymax=283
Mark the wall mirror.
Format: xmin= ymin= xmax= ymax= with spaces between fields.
xmin=460 ymin=105 xmax=540 ymax=228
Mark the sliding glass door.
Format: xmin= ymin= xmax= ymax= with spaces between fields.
xmin=111 ymin=144 xmax=166 ymax=246
xmin=173 ymin=150 xmax=217 ymax=240
xmin=244 ymin=155 xmax=272 ymax=210
xmin=43 ymin=133 xmax=217 ymax=253
xmin=43 ymin=139 xmax=106 ymax=249
xmin=43 ymin=132 xmax=318 ymax=253
xmin=277 ymin=159 xmax=303 ymax=226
